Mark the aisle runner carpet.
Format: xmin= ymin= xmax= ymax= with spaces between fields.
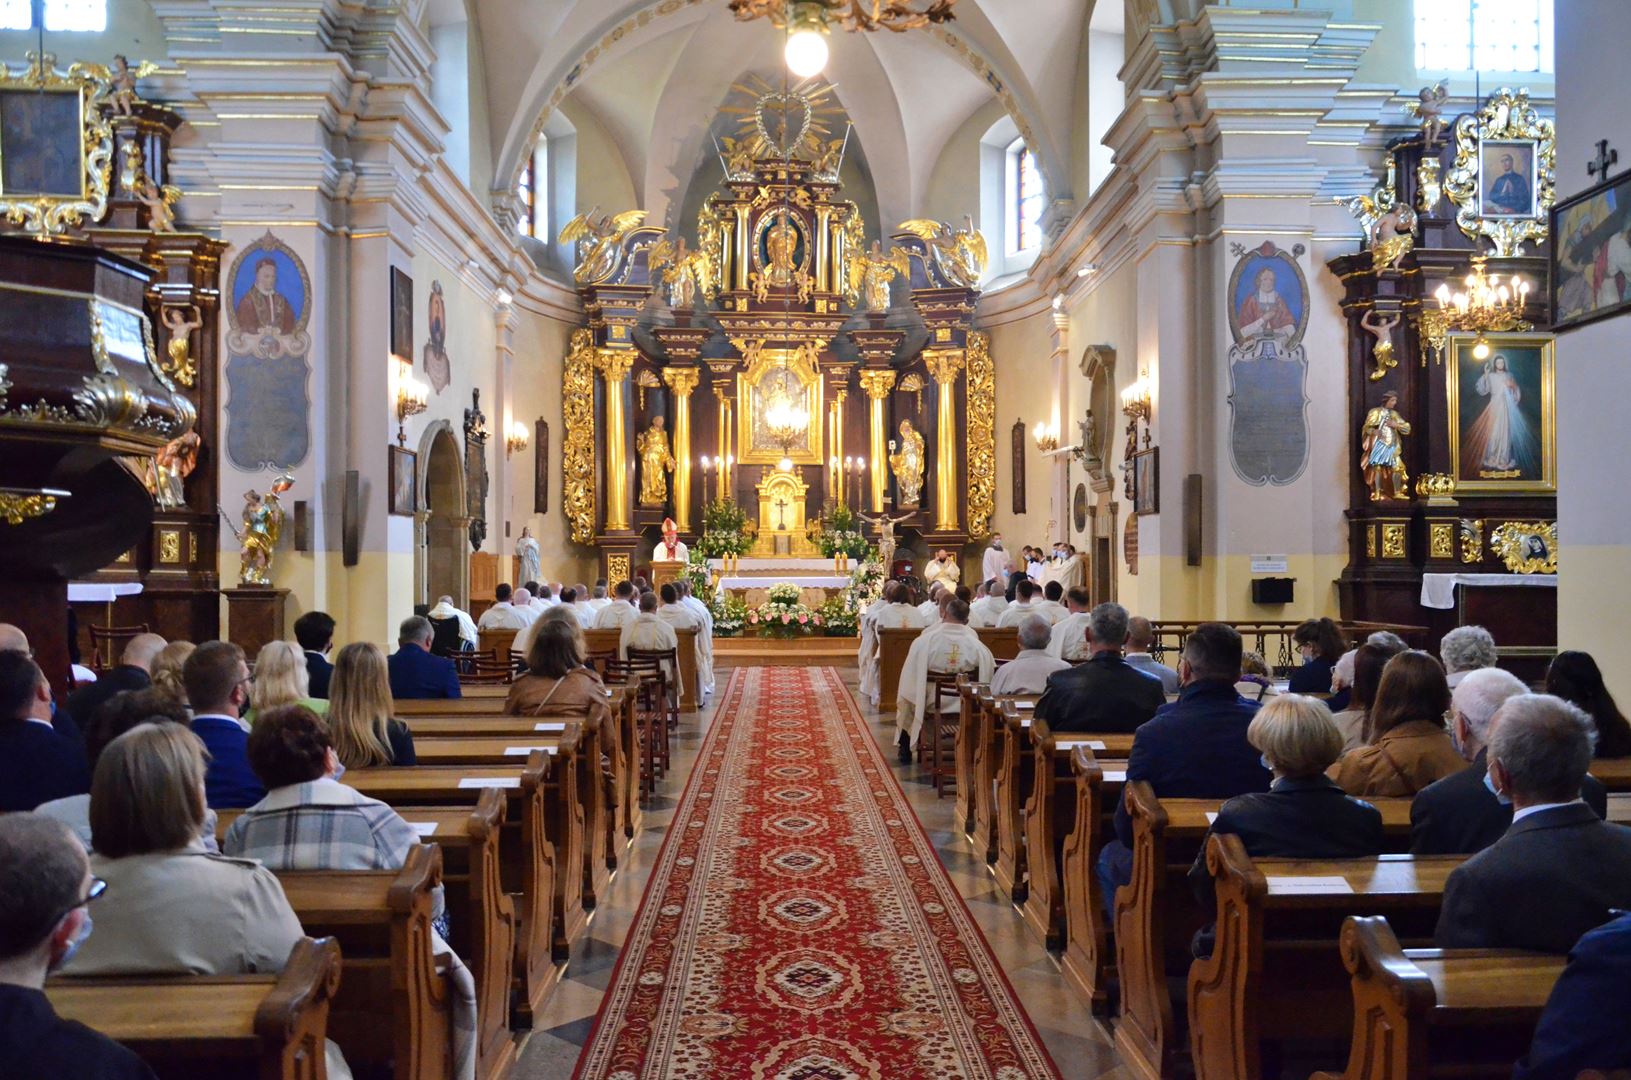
xmin=575 ymin=666 xmax=1060 ymax=1079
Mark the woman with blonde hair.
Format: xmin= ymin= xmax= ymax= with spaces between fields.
xmin=149 ymin=640 xmax=195 ymax=707
xmin=243 ymin=641 xmax=327 ymax=725
xmin=327 ymin=641 xmax=416 ymax=767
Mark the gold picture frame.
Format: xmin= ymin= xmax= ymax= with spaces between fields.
xmin=735 ymin=341 xmax=825 ymax=466
xmin=1442 ymin=87 xmax=1556 ymax=257
xmin=0 ymin=52 xmax=116 ymax=238
xmin=1445 ymin=333 xmax=1555 ymax=495
xmin=1490 ymin=520 xmax=1557 ymax=575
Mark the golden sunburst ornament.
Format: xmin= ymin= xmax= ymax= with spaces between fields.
xmin=719 ymin=75 xmax=846 ymax=162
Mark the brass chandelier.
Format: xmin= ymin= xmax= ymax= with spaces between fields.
xmin=1432 ymin=254 xmax=1531 ymax=361
xmin=729 ymin=0 xmax=959 ymax=77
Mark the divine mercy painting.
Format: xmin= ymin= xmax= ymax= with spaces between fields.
xmin=1447 ymin=334 xmax=1555 ymax=494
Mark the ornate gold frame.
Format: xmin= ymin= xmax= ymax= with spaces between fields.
xmin=1490 ymin=520 xmax=1557 ymax=575
xmin=561 ymin=329 xmax=598 ymax=544
xmin=735 ymin=342 xmax=825 ymax=466
xmin=1442 ymin=87 xmax=1556 ymax=257
xmin=0 ymin=53 xmax=116 ymax=238
xmin=1444 ymin=333 xmax=1555 ymax=495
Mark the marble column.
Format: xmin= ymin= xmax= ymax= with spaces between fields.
xmin=924 ymin=349 xmax=965 ymax=534
xmin=661 ymin=366 xmax=699 ymax=531
xmin=858 ymin=369 xmax=897 ymax=512
xmin=597 ymin=351 xmax=635 ymax=532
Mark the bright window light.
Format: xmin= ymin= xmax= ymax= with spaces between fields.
xmin=1414 ymin=0 xmax=1552 ymax=74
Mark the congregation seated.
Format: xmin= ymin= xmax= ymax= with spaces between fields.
xmin=1122 ymin=615 xmax=1179 ymax=694
xmin=1035 ymin=580 xmax=1068 ymax=624
xmin=1439 ymin=623 xmax=1498 ymax=689
xmin=1435 ymin=694 xmax=1631 ymax=953
xmin=1328 ymin=639 xmax=1401 ymax=753
xmin=997 ymin=578 xmax=1048 ymax=628
xmin=1514 ymin=910 xmax=1631 ymax=1079
xmin=917 ymin=583 xmax=945 ymax=624
xmin=895 ymin=598 xmax=993 ymax=760
xmin=1099 ymin=623 xmax=1270 ymax=903
xmin=242 ymin=640 xmax=329 ymax=726
xmin=388 ymin=615 xmax=463 ymax=700
xmin=1329 ymin=649 xmax=1465 ymax=797
xmin=592 ymin=580 xmax=640 ymax=630
xmin=674 ymin=580 xmax=716 ymax=697
xmin=1034 ymin=602 xmax=1165 ymax=734
xmin=1233 ymin=650 xmax=1280 ymax=704
xmin=182 ymin=641 xmax=263 ymax=809
xmin=1412 ymin=667 xmax=1608 ymax=856
xmin=328 ymin=642 xmax=417 ymax=767
xmin=989 ymin=615 xmax=1069 ymax=695
xmin=620 ymin=591 xmax=680 ymax=699
xmin=148 ymin=640 xmax=194 ymax=709
xmin=1044 ymin=587 xmax=1092 ymax=661
xmin=0 ymin=623 xmax=83 ymax=748
xmin=967 ymin=579 xmax=1008 ymax=629
xmin=293 ymin=611 xmax=335 ymax=699
xmin=0 ymin=650 xmax=90 ymax=813
xmin=657 ymin=583 xmax=712 ymax=699
xmin=64 ymin=632 xmax=166 ymax=734
xmin=427 ymin=594 xmax=479 ymax=655
xmin=1545 ymin=649 xmax=1631 ymax=758
xmin=507 ymin=619 xmax=616 ymax=747
xmin=1326 ymin=646 xmax=1356 ymax=716
xmin=476 ymin=583 xmax=532 ymax=630
xmin=532 ymin=583 xmax=557 ymax=609
xmin=569 ymin=583 xmax=596 ymax=626
xmin=1288 ymin=616 xmax=1345 ymax=694
xmin=0 ymin=814 xmax=155 ymax=1080
xmin=587 ymin=581 xmax=612 ymax=612
xmin=555 ymin=588 xmax=583 ymax=628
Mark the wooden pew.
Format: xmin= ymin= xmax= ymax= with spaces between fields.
xmin=992 ymin=701 xmax=1033 ymax=900
xmin=1060 ymin=747 xmax=1115 ymax=1009
xmin=274 ymin=846 xmax=452 ymax=1080
xmin=397 ymin=697 xmax=518 ymax=716
xmin=975 ymin=626 xmax=1021 ymax=662
xmin=1187 ymin=837 xmax=1465 ymax=1080
xmin=478 ymin=627 xmax=519 ymax=664
xmin=1312 ymin=916 xmax=1564 ymax=1080
xmin=969 ymin=687 xmax=1022 ymax=863
xmin=585 ymin=626 xmax=701 ymax=711
xmin=343 ymin=752 xmax=570 ymax=1024
xmin=1590 ymin=758 xmax=1631 ymax=792
xmin=952 ymin=678 xmax=982 ymax=836
xmin=49 ymin=937 xmax=342 ymax=1080
xmin=1113 ymin=788 xmax=1412 ymax=1079
xmin=877 ymin=626 xmax=924 ymax=712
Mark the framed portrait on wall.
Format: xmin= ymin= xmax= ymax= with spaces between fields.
xmin=388 ymin=445 xmax=417 ymax=516
xmin=1131 ymin=447 xmax=1159 ymax=516
xmin=1445 ymin=333 xmax=1555 ymax=494
xmin=1479 ymin=140 xmax=1539 ymax=219
xmin=1550 ymin=167 xmax=1631 ymax=332
xmin=389 ymin=267 xmax=412 ymax=362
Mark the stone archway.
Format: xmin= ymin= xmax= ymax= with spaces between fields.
xmin=415 ymin=421 xmax=471 ymax=608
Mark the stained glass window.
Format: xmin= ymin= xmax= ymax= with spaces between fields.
xmin=1008 ymin=139 xmax=1043 ymax=254
xmin=514 ymin=136 xmax=548 ymax=238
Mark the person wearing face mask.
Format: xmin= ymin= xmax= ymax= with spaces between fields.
xmin=0 ymin=812 xmax=154 ymax=1078
xmin=0 ymin=651 xmax=90 ymax=813
xmin=181 ymin=641 xmax=265 ymax=809
xmin=1411 ymin=668 xmax=1608 ymax=856
xmin=981 ymin=535 xmax=1010 ymax=587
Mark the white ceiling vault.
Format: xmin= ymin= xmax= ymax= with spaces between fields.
xmin=470 ymin=0 xmax=1107 ymax=231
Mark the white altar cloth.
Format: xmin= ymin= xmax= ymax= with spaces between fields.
xmin=1420 ymin=573 xmax=1556 ymax=610
xmin=67 ymin=583 xmax=144 ymax=604
xmin=709 ymin=557 xmax=841 ymax=575
xmin=718 ymin=575 xmax=849 ymax=591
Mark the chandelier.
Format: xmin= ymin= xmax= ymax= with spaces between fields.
xmin=763 ymin=377 xmax=810 ymax=472
xmin=1433 ymin=254 xmax=1531 ymax=360
xmin=729 ymin=0 xmax=959 ymax=77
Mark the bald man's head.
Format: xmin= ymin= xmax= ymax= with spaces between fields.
xmin=120 ymin=633 xmax=167 ymax=672
xmin=0 ymin=624 xmax=28 ymax=655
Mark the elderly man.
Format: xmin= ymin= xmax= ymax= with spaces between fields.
xmin=477 ymin=584 xmax=529 ymax=630
xmin=1413 ymin=670 xmax=1609 ymax=855
xmin=1045 ymin=587 xmax=1093 ymax=661
xmin=1035 ymin=602 xmax=1165 ymax=735
xmin=991 ymin=615 xmax=1069 ymax=696
xmin=593 ymin=581 xmax=640 ymax=630
xmin=997 ymin=578 xmax=1046 ymax=628
xmin=895 ymin=599 xmax=994 ymax=761
xmin=1435 ymin=694 xmax=1631 ymax=953
xmin=981 ymin=535 xmax=1011 ymax=586
xmin=427 ymin=594 xmax=479 ymax=650
xmin=587 ymin=582 xmax=612 ymax=613
xmin=923 ymin=549 xmax=960 ymax=590
xmin=1123 ymin=615 xmax=1180 ymax=694
xmin=859 ymin=582 xmax=926 ymax=707
xmin=64 ymin=632 xmax=165 ymax=730
xmin=653 ymin=518 xmax=687 ymax=563
xmin=1440 ymin=625 xmax=1498 ymax=689
xmin=620 ymin=591 xmax=681 ymax=705
xmin=916 ymin=583 xmax=945 ymax=624
xmin=387 ymin=616 xmax=462 ymax=700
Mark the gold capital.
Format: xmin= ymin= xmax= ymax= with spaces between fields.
xmin=858 ymin=368 xmax=897 ymax=401
xmin=596 ymin=351 xmax=635 ymax=382
xmin=923 ymin=348 xmax=965 ymax=385
xmin=661 ymin=366 xmax=700 ymax=396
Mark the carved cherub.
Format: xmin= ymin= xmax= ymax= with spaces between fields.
xmin=1407 ymin=82 xmax=1450 ymax=147
xmin=1368 ymin=201 xmax=1418 ymax=273
xmin=136 ymin=176 xmax=181 ymax=233
xmin=110 ymin=55 xmax=140 ymax=116
xmin=1361 ymin=307 xmax=1401 ymax=382
xmin=160 ymin=305 xmax=203 ymax=386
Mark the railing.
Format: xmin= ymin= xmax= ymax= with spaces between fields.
xmin=1147 ymin=621 xmax=1428 ymax=676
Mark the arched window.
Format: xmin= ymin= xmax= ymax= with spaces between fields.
xmin=514 ymin=135 xmax=549 ymax=238
xmin=1414 ymin=0 xmax=1552 ymax=74
xmin=1007 ymin=138 xmax=1043 ymax=255
xmin=0 ymin=0 xmax=106 ymax=30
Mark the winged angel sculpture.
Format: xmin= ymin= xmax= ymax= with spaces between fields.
xmin=558 ymin=207 xmax=649 ymax=284
xmin=897 ymin=215 xmax=988 ymax=289
xmin=845 ymin=240 xmax=909 ymax=312
xmin=647 ymin=235 xmax=720 ymax=311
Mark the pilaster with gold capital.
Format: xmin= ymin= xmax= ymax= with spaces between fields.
xmin=858 ymin=369 xmax=897 ymax=512
xmin=596 ymin=351 xmax=636 ymax=533
xmin=923 ymin=349 xmax=966 ymax=534
xmin=661 ymin=366 xmax=701 ymax=531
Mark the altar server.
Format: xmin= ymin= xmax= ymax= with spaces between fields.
xmin=653 ymin=518 xmax=688 ymax=563
xmin=981 ymin=535 xmax=1011 ymax=588
xmin=896 ymin=598 xmax=994 ymax=757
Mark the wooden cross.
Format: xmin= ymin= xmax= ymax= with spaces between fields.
xmin=1590 ymin=139 xmax=1620 ymax=181
xmin=774 ymin=495 xmax=790 ymax=531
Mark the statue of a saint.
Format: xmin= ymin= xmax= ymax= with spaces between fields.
xmin=858 ymin=510 xmax=914 ymax=571
xmin=515 ymin=525 xmax=541 ymax=584
xmin=1361 ymin=391 xmax=1411 ymax=501
xmin=149 ymin=430 xmax=200 ymax=509
xmin=888 ymin=419 xmax=926 ymax=507
xmin=1078 ymin=409 xmax=1103 ymax=475
xmin=846 ymin=241 xmax=909 ymax=313
xmin=637 ymin=414 xmax=676 ymax=506
xmin=222 ymin=475 xmax=293 ymax=585
xmin=160 ymin=306 xmax=202 ymax=387
xmin=765 ymin=211 xmax=799 ymax=287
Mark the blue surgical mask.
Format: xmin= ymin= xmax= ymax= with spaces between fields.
xmin=56 ymin=911 xmax=92 ymax=970
xmin=1483 ymin=769 xmax=1512 ymax=806
xmin=1260 ymin=754 xmax=1274 ymax=773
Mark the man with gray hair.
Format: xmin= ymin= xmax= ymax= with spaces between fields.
xmin=1413 ymin=669 xmax=1608 ymax=855
xmin=990 ymin=615 xmax=1070 ymax=695
xmin=387 ymin=614 xmax=462 ymax=699
xmin=1435 ymin=694 xmax=1631 ymax=953
xmin=1034 ymin=602 xmax=1166 ymax=735
xmin=1124 ymin=615 xmax=1180 ymax=694
xmin=1439 ymin=625 xmax=1498 ymax=688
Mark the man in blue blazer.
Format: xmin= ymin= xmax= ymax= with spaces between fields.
xmin=1515 ymin=910 xmax=1631 ymax=1079
xmin=182 ymin=641 xmax=264 ymax=809
xmin=388 ymin=616 xmax=462 ymax=700
xmin=1098 ymin=623 xmax=1271 ymax=909
xmin=0 ymin=652 xmax=90 ymax=813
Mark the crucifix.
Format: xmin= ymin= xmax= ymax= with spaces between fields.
xmin=774 ymin=494 xmax=790 ymax=531
xmin=1589 ymin=139 xmax=1620 ymax=181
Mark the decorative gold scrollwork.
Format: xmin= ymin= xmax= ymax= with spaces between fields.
xmin=965 ymin=331 xmax=996 ymax=538
xmin=0 ymin=53 xmax=118 ymax=238
xmin=1490 ymin=520 xmax=1557 ymax=574
xmin=1459 ymin=518 xmax=1485 ymax=564
xmin=0 ymin=491 xmax=58 ymax=525
xmin=1442 ymin=87 xmax=1557 ymax=257
xmin=561 ymin=329 xmax=598 ymax=545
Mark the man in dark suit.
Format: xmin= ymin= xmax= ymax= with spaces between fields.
xmin=293 ymin=610 xmax=336 ymax=699
xmin=1098 ymin=623 xmax=1270 ymax=909
xmin=0 ymin=623 xmax=82 ymax=751
xmin=183 ymin=641 xmax=263 ymax=809
xmin=1034 ymin=602 xmax=1165 ymax=734
xmin=1413 ymin=668 xmax=1607 ymax=855
xmin=63 ymin=632 xmax=165 ymax=732
xmin=1435 ymin=694 xmax=1631 ymax=953
xmin=388 ymin=615 xmax=462 ymax=700
xmin=0 ymin=652 xmax=90 ymax=813
xmin=1514 ymin=911 xmax=1631 ymax=1079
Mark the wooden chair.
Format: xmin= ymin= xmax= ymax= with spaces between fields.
xmin=48 ymin=937 xmax=342 ymax=1080
xmin=627 ymin=646 xmax=681 ymax=733
xmin=88 ymin=622 xmax=147 ymax=670
xmin=458 ymin=650 xmax=514 ymax=686
xmin=606 ymin=657 xmax=667 ymax=787
xmin=921 ymin=670 xmax=966 ymax=797
xmin=428 ymin=616 xmax=464 ymax=659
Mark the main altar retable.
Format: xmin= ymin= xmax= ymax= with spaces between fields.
xmin=556 ymin=81 xmax=996 ymax=584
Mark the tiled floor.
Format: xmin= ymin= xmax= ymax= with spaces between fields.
xmin=513 ymin=664 xmax=1132 ymax=1079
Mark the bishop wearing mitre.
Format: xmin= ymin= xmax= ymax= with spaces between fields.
xmin=653 ymin=518 xmax=688 ymax=563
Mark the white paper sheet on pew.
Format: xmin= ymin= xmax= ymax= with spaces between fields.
xmin=1012 ymin=701 xmax=1035 ymax=709
xmin=1054 ymin=738 xmax=1107 ymax=750
xmin=1101 ymin=769 xmax=1126 ymax=782
xmin=1268 ymin=875 xmax=1353 ymax=894
xmin=407 ymin=822 xmax=438 ymax=837
xmin=458 ymin=777 xmax=521 ymax=789
xmin=533 ymin=722 xmax=567 ymax=732
xmin=1206 ymin=812 xmax=1218 ymax=824
xmin=505 ymin=746 xmax=560 ymax=756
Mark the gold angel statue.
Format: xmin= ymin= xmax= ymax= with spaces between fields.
xmin=558 ymin=207 xmax=649 ymax=283
xmin=1368 ymin=201 xmax=1417 ymax=273
xmin=887 ymin=418 xmax=926 ymax=507
xmin=1405 ymin=82 xmax=1450 ymax=147
xmin=222 ymin=474 xmax=294 ymax=586
xmin=846 ymin=240 xmax=909 ymax=313
xmin=718 ymin=136 xmax=757 ymax=180
xmin=898 ymin=215 xmax=988 ymax=289
xmin=160 ymin=305 xmax=202 ymax=387
xmin=1361 ymin=308 xmax=1401 ymax=382
xmin=648 ymin=235 xmax=716 ymax=311
xmin=637 ymin=415 xmax=676 ymax=506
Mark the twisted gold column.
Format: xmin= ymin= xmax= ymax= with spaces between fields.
xmin=662 ymin=367 xmax=699 ymax=531
xmin=597 ymin=351 xmax=635 ymax=532
xmin=858 ymin=369 xmax=896 ymax=512
xmin=924 ymin=349 xmax=966 ymax=533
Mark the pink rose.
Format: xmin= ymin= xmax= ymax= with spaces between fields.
xmin=781 ymin=614 xmax=791 ymax=625
xmin=748 ymin=613 xmax=758 ymax=624
xmin=798 ymin=614 xmax=809 ymax=624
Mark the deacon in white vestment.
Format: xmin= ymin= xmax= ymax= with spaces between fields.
xmin=669 ymin=581 xmax=715 ymax=698
xmin=587 ymin=585 xmax=613 ymax=613
xmin=427 ymin=596 xmax=479 ymax=648
xmin=652 ymin=518 xmax=688 ymax=564
xmin=916 ymin=584 xmax=944 ymax=625
xmin=923 ymin=551 xmax=961 ymax=590
xmin=895 ymin=601 xmax=994 ymax=751
xmin=619 ymin=594 xmax=681 ymax=703
xmin=860 ymin=584 xmax=927 ymax=707
xmin=991 ymin=615 xmax=1071 ymax=695
xmin=997 ymin=580 xmax=1048 ymax=629
xmin=655 ymin=585 xmax=707 ymax=704
xmin=981 ymin=537 xmax=1011 ymax=589
xmin=967 ymin=582 xmax=1009 ymax=629
xmin=856 ymin=593 xmax=893 ymax=701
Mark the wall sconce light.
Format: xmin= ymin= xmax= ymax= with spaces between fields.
xmin=505 ymin=420 xmax=529 ymax=458
xmin=392 ymin=357 xmax=429 ymax=447
xmin=1032 ymin=420 xmax=1060 ymax=453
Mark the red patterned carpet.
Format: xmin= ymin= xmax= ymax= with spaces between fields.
xmin=575 ymin=666 xmax=1060 ymax=1079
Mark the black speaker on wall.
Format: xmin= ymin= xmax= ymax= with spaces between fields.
xmin=1251 ymin=577 xmax=1295 ymax=605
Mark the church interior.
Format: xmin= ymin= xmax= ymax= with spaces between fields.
xmin=3 ymin=0 xmax=1631 ymax=1077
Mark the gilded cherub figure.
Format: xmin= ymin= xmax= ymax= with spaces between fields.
xmin=1407 ymin=82 xmax=1451 ymax=147
xmin=1361 ymin=307 xmax=1401 ymax=382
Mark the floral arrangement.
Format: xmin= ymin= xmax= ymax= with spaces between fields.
xmin=696 ymin=498 xmax=752 ymax=558
xmin=683 ymin=549 xmax=715 ymax=606
xmin=746 ymin=581 xmax=824 ymax=637
xmin=712 ymin=593 xmax=748 ymax=637
xmin=846 ymin=558 xmax=885 ymax=611
xmin=816 ymin=505 xmax=872 ymax=560
xmin=819 ymin=596 xmax=859 ymax=636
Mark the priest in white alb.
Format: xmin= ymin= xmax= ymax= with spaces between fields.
xmin=856 ymin=586 xmax=893 ymax=701
xmin=675 ymin=579 xmax=716 ymax=697
xmin=859 ymin=581 xmax=926 ymax=708
xmin=619 ymin=591 xmax=680 ymax=706
xmin=427 ymin=594 xmax=479 ymax=650
xmin=967 ymin=579 xmax=1008 ymax=628
xmin=657 ymin=582 xmax=710 ymax=703
xmin=997 ymin=579 xmax=1047 ymax=628
xmin=917 ymin=583 xmax=945 ymax=624
xmin=653 ymin=518 xmax=687 ymax=564
xmin=593 ymin=581 xmax=640 ymax=630
xmin=923 ymin=549 xmax=960 ymax=590
xmin=895 ymin=598 xmax=994 ymax=760
xmin=1032 ymin=581 xmax=1070 ymax=625
xmin=981 ymin=534 xmax=1011 ymax=589
xmin=1046 ymin=586 xmax=1094 ymax=661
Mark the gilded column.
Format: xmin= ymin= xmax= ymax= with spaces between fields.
xmin=714 ymin=384 xmax=734 ymax=497
xmin=597 ymin=351 xmax=635 ymax=532
xmin=662 ymin=367 xmax=699 ymax=531
xmin=858 ymin=369 xmax=896 ymax=512
xmin=734 ymin=204 xmax=751 ymax=292
xmin=831 ymin=388 xmax=847 ymax=505
xmin=815 ymin=206 xmax=831 ymax=293
xmin=718 ymin=217 xmax=735 ymax=297
xmin=924 ymin=349 xmax=966 ymax=533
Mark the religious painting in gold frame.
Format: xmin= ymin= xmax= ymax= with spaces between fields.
xmin=0 ymin=54 xmax=116 ymax=237
xmin=1442 ymin=87 xmax=1556 ymax=257
xmin=1444 ymin=333 xmax=1555 ymax=495
xmin=736 ymin=343 xmax=825 ymax=466
xmin=1490 ymin=520 xmax=1557 ymax=575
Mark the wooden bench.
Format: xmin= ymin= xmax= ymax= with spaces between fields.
xmin=969 ymin=687 xmax=1025 ymax=863
xmin=477 ymin=627 xmax=519 ymax=665
xmin=975 ymin=625 xmax=1021 ymax=662
xmin=49 ymin=937 xmax=342 ymax=1080
xmin=1187 ymin=838 xmax=1465 ymax=1080
xmin=1312 ymin=915 xmax=1564 ymax=1080
xmin=274 ymin=845 xmax=452 ymax=1080
xmin=877 ymin=626 xmax=924 ymax=712
xmin=952 ymin=679 xmax=982 ymax=837
xmin=585 ymin=626 xmax=701 ymax=711
xmin=1590 ymin=758 xmax=1631 ymax=792
xmin=1060 ymin=746 xmax=1116 ymax=1009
